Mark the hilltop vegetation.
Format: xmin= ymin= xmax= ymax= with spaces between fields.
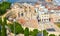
xmin=0 ymin=2 xmax=11 ymax=16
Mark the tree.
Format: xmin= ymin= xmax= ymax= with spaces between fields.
xmin=24 ymin=27 xmax=29 ymax=36
xmin=4 ymin=17 xmax=7 ymax=25
xmin=32 ymin=29 xmax=38 ymax=36
xmin=0 ymin=1 xmax=11 ymax=15
xmin=0 ymin=17 xmax=2 ymax=36
xmin=43 ymin=30 xmax=48 ymax=36
xmin=15 ymin=22 xmax=24 ymax=34
xmin=0 ymin=17 xmax=2 ymax=24
xmin=29 ymin=31 xmax=33 ymax=35
xmin=8 ymin=22 xmax=24 ymax=34
xmin=49 ymin=34 xmax=56 ymax=36
xmin=1 ymin=23 xmax=7 ymax=36
xmin=0 ymin=25 xmax=1 ymax=36
xmin=1 ymin=17 xmax=7 ymax=36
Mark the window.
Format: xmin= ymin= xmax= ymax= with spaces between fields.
xmin=29 ymin=9 xmax=31 ymax=12
xmin=25 ymin=7 xmax=27 ymax=8
xmin=37 ymin=16 xmax=41 ymax=22
xmin=21 ymin=13 xmax=23 ymax=16
xmin=20 ymin=6 xmax=22 ymax=8
xmin=38 ymin=19 xmax=41 ymax=22
xmin=49 ymin=18 xmax=51 ymax=21
xmin=29 ymin=7 xmax=30 ymax=8
xmin=58 ymin=19 xmax=60 ymax=21
xmin=34 ymin=10 xmax=36 ymax=13
xmin=18 ymin=13 xmax=20 ymax=17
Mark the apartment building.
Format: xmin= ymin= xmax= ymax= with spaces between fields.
xmin=6 ymin=3 xmax=60 ymax=27
xmin=49 ymin=10 xmax=60 ymax=22
xmin=45 ymin=4 xmax=60 ymax=23
xmin=35 ymin=3 xmax=50 ymax=23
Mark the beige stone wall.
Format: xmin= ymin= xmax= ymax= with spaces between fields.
xmin=8 ymin=3 xmax=39 ymax=28
xmin=50 ymin=13 xmax=60 ymax=22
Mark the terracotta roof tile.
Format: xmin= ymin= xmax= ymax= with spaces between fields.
xmin=45 ymin=5 xmax=60 ymax=10
xmin=18 ymin=18 xmax=26 ymax=24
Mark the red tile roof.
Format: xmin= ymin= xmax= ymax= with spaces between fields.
xmin=18 ymin=18 xmax=26 ymax=24
xmin=45 ymin=5 xmax=60 ymax=10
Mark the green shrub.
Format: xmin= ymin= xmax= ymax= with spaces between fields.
xmin=32 ymin=29 xmax=38 ymax=36
xmin=49 ymin=34 xmax=56 ymax=36
xmin=1 ymin=25 xmax=7 ymax=36
xmin=8 ymin=22 xmax=24 ymax=34
xmin=24 ymin=27 xmax=29 ymax=36
xmin=29 ymin=31 xmax=33 ymax=35
xmin=43 ymin=30 xmax=48 ymax=36
xmin=1 ymin=17 xmax=7 ymax=36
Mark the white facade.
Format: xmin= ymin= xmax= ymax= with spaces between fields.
xmin=50 ymin=10 xmax=60 ymax=22
xmin=35 ymin=5 xmax=49 ymax=23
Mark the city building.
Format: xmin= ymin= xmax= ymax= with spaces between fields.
xmin=6 ymin=2 xmax=60 ymax=28
xmin=35 ymin=3 xmax=50 ymax=23
xmin=6 ymin=3 xmax=39 ymax=28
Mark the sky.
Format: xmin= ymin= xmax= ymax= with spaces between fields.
xmin=1 ymin=0 xmax=38 ymax=3
xmin=0 ymin=0 xmax=1 ymax=1
xmin=0 ymin=0 xmax=60 ymax=6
